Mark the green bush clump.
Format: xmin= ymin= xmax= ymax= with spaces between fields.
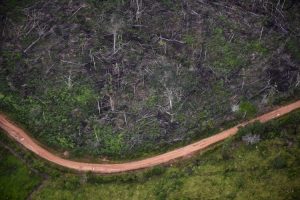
xmin=183 ymin=34 xmax=197 ymax=47
xmin=236 ymin=110 xmax=300 ymax=142
xmin=143 ymin=166 xmax=166 ymax=178
xmin=272 ymin=155 xmax=288 ymax=169
xmin=246 ymin=41 xmax=268 ymax=55
xmin=93 ymin=124 xmax=124 ymax=156
xmin=239 ymin=101 xmax=257 ymax=118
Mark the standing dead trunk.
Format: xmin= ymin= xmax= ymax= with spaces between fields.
xmin=113 ymin=32 xmax=117 ymax=54
xmin=97 ymin=100 xmax=101 ymax=115
xmin=166 ymin=89 xmax=173 ymax=110
xmin=109 ymin=95 xmax=115 ymax=111
xmin=109 ymin=15 xmax=123 ymax=54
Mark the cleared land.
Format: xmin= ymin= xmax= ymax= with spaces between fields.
xmin=1 ymin=0 xmax=300 ymax=159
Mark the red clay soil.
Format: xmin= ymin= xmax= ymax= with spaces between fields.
xmin=1 ymin=100 xmax=300 ymax=174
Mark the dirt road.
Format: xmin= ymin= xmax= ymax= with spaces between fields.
xmin=1 ymin=100 xmax=300 ymax=173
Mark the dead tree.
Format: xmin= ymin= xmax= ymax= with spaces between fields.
xmin=64 ymin=71 xmax=73 ymax=89
xmin=108 ymin=94 xmax=115 ymax=111
xmin=165 ymin=88 xmax=173 ymax=110
xmin=135 ymin=0 xmax=143 ymax=23
xmin=108 ymin=16 xmax=124 ymax=54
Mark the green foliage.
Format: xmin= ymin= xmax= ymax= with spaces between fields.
xmin=0 ymin=0 xmax=299 ymax=198
xmin=221 ymin=141 xmax=232 ymax=160
xmin=28 ymin=110 xmax=300 ymax=200
xmin=93 ymin=124 xmax=124 ymax=156
xmin=61 ymin=175 xmax=81 ymax=190
xmin=1 ymin=83 xmax=99 ymax=151
xmin=287 ymin=37 xmax=300 ymax=62
xmin=207 ymin=27 xmax=269 ymax=74
xmin=207 ymin=28 xmax=245 ymax=73
xmin=1 ymin=110 xmax=300 ymax=199
xmin=145 ymin=95 xmax=159 ymax=108
xmin=183 ymin=34 xmax=196 ymax=47
xmin=237 ymin=121 xmax=265 ymax=137
xmin=0 ymin=50 xmax=22 ymax=74
xmin=143 ymin=166 xmax=167 ymax=178
xmin=239 ymin=101 xmax=257 ymax=118
xmin=129 ymin=119 xmax=162 ymax=153
xmin=246 ymin=41 xmax=268 ymax=55
xmin=154 ymin=177 xmax=183 ymax=200
xmin=0 ymin=147 xmax=42 ymax=200
xmin=74 ymin=86 xmax=96 ymax=105
xmin=272 ymin=155 xmax=288 ymax=169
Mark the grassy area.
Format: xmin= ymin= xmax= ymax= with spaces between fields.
xmin=1 ymin=109 xmax=299 ymax=199
xmin=31 ymin=110 xmax=300 ymax=200
xmin=0 ymin=146 xmax=42 ymax=200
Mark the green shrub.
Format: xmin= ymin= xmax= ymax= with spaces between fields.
xmin=62 ymin=176 xmax=80 ymax=190
xmin=143 ymin=166 xmax=166 ymax=178
xmin=145 ymin=95 xmax=159 ymax=108
xmin=236 ymin=121 xmax=265 ymax=139
xmin=239 ymin=101 xmax=257 ymax=118
xmin=272 ymin=155 xmax=287 ymax=169
xmin=246 ymin=41 xmax=268 ymax=55
xmin=183 ymin=34 xmax=196 ymax=47
xmin=221 ymin=143 xmax=232 ymax=160
xmin=93 ymin=124 xmax=124 ymax=156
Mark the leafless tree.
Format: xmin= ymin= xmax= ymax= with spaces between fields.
xmin=109 ymin=94 xmax=115 ymax=111
xmin=64 ymin=72 xmax=73 ymax=89
xmin=165 ymin=88 xmax=174 ymax=110
xmin=108 ymin=15 xmax=124 ymax=54
xmin=242 ymin=134 xmax=261 ymax=145
xmin=296 ymin=73 xmax=300 ymax=87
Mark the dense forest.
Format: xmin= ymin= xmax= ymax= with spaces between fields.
xmin=1 ymin=0 xmax=300 ymax=160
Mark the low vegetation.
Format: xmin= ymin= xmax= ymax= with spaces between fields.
xmin=0 ymin=145 xmax=42 ymax=200
xmin=0 ymin=109 xmax=300 ymax=199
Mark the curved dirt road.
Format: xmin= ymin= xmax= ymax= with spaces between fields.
xmin=1 ymin=100 xmax=300 ymax=173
